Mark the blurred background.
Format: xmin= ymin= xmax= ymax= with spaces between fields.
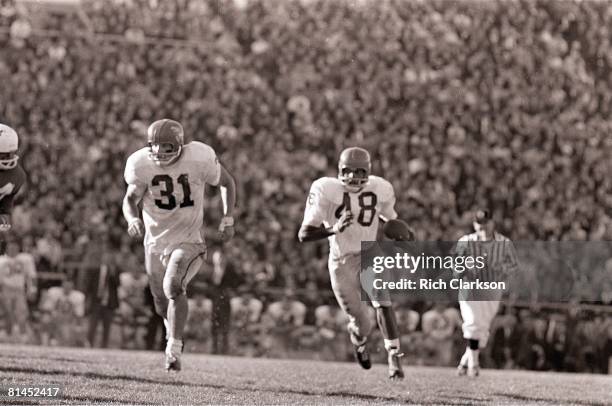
xmin=0 ymin=0 xmax=610 ymax=373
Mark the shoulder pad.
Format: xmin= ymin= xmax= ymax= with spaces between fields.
xmin=125 ymin=148 xmax=150 ymax=171
xmin=125 ymin=148 xmax=151 ymax=184
xmin=368 ymin=176 xmax=395 ymax=200
xmin=311 ymin=177 xmax=344 ymax=205
xmin=183 ymin=141 xmax=216 ymax=160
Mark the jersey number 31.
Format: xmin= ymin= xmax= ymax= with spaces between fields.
xmin=152 ymin=174 xmax=194 ymax=210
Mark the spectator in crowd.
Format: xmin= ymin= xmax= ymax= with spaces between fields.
xmin=299 ymin=280 xmax=322 ymax=327
xmin=421 ymin=303 xmax=460 ymax=366
xmin=545 ymin=313 xmax=568 ymax=371
xmin=490 ymin=312 xmax=521 ymax=369
xmin=396 ymin=305 xmax=422 ymax=365
xmin=314 ymin=304 xmax=348 ymax=361
xmin=117 ymin=265 xmax=149 ymax=349
xmin=209 ymin=248 xmax=242 ymax=354
xmin=260 ymin=289 xmax=306 ymax=358
xmin=36 ymin=231 xmax=62 ymax=273
xmin=185 ymin=293 xmax=213 ymax=353
xmin=39 ymin=279 xmax=86 ymax=347
xmin=0 ymin=239 xmax=37 ymax=342
xmin=230 ymin=287 xmax=263 ymax=356
xmin=85 ymin=243 xmax=120 ymax=348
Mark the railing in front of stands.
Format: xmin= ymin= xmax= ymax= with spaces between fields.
xmin=37 ymin=264 xmax=612 ymax=313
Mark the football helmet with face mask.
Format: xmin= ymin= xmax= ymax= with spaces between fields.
xmin=147 ymin=119 xmax=184 ymax=166
xmin=0 ymin=124 xmax=19 ymax=170
xmin=338 ymin=147 xmax=371 ymax=192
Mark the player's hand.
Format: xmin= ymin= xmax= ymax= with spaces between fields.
xmin=127 ymin=218 xmax=145 ymax=238
xmin=218 ymin=216 xmax=235 ymax=242
xmin=332 ymin=210 xmax=353 ymax=234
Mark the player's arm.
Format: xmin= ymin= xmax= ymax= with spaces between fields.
xmin=122 ymin=182 xmax=146 ymax=238
xmin=217 ymin=164 xmax=236 ymax=241
xmin=298 ymin=220 xmax=350 ymax=242
xmin=298 ymin=182 xmax=352 ymax=242
xmin=379 ymin=200 xmax=398 ymax=224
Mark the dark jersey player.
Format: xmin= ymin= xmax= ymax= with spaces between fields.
xmin=0 ymin=124 xmax=27 ymax=242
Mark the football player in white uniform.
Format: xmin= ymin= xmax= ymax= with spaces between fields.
xmin=298 ymin=147 xmax=405 ymax=379
xmin=122 ymin=119 xmax=236 ymax=371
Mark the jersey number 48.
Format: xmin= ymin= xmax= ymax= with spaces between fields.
xmin=334 ymin=192 xmax=377 ymax=226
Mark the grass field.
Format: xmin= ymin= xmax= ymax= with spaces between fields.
xmin=0 ymin=344 xmax=610 ymax=405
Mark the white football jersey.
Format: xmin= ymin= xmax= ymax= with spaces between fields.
xmin=41 ymin=287 xmax=85 ymax=317
xmin=124 ymin=141 xmax=221 ymax=254
xmin=302 ymin=176 xmax=397 ymax=259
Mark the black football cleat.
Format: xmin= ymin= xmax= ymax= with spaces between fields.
xmin=354 ymin=342 xmax=372 ymax=370
xmin=165 ymin=353 xmax=181 ymax=372
xmin=347 ymin=325 xmax=371 ymax=370
xmin=388 ymin=349 xmax=404 ymax=380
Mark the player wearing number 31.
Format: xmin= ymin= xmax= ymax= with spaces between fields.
xmin=298 ymin=147 xmax=405 ymax=380
xmin=122 ymin=119 xmax=236 ymax=372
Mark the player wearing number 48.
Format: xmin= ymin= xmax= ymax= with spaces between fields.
xmin=298 ymin=147 xmax=405 ymax=380
xmin=122 ymin=119 xmax=237 ymax=372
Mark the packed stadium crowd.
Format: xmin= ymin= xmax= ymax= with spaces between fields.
xmin=0 ymin=0 xmax=611 ymax=373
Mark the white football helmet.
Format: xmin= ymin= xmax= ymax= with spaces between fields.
xmin=0 ymin=124 xmax=19 ymax=170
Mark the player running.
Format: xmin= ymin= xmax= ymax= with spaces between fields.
xmin=455 ymin=209 xmax=519 ymax=377
xmin=122 ymin=119 xmax=236 ymax=371
xmin=298 ymin=147 xmax=405 ymax=380
xmin=0 ymin=124 xmax=26 ymax=239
